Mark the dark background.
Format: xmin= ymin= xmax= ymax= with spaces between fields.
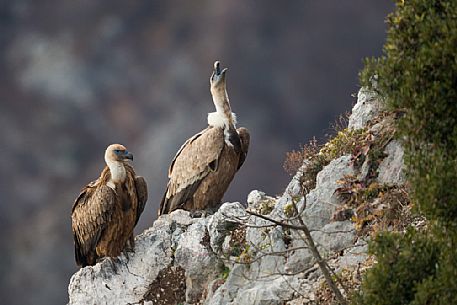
xmin=0 ymin=1 xmax=393 ymax=304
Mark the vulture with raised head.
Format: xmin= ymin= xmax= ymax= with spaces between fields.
xmin=71 ymin=144 xmax=148 ymax=267
xmin=159 ymin=61 xmax=250 ymax=215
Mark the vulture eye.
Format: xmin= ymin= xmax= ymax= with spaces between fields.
xmin=114 ymin=149 xmax=120 ymax=154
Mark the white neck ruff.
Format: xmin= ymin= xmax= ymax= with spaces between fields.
xmin=207 ymin=112 xmax=238 ymax=147
xmin=106 ymin=160 xmax=127 ymax=186
xmin=207 ymin=111 xmax=237 ymax=128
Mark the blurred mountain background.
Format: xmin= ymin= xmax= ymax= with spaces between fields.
xmin=0 ymin=1 xmax=393 ymax=304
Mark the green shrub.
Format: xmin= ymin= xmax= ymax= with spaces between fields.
xmin=411 ymin=227 xmax=457 ymax=305
xmin=353 ymin=229 xmax=439 ymax=305
xmin=354 ymin=1 xmax=457 ymax=304
xmin=360 ymin=0 xmax=457 ymax=223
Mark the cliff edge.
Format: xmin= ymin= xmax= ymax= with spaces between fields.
xmin=68 ymin=87 xmax=407 ymax=305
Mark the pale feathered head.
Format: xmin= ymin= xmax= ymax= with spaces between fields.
xmin=104 ymin=144 xmax=133 ymax=164
xmin=210 ymin=61 xmax=227 ymax=91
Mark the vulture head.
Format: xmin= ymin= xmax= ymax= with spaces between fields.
xmin=104 ymin=144 xmax=133 ymax=164
xmin=210 ymin=61 xmax=228 ymax=93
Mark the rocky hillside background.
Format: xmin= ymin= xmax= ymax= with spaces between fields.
xmin=68 ymin=86 xmax=409 ymax=305
xmin=0 ymin=2 xmax=394 ymax=305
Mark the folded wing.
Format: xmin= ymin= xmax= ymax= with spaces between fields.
xmin=71 ymin=183 xmax=116 ymax=267
xmin=159 ymin=127 xmax=225 ymax=215
xmin=134 ymin=176 xmax=148 ymax=225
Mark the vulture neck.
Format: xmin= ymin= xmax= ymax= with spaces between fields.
xmin=208 ymin=87 xmax=237 ymax=130
xmin=106 ymin=160 xmax=127 ymax=184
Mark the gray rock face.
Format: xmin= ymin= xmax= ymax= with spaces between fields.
xmin=208 ymin=202 xmax=248 ymax=254
xmin=67 ymin=155 xmax=360 ymax=305
xmin=349 ymin=87 xmax=383 ymax=130
xmin=68 ymin=218 xmax=175 ymax=305
xmin=204 ymin=154 xmax=359 ymax=305
xmin=231 ymin=276 xmax=299 ymax=305
xmin=284 ymin=155 xmax=356 ymax=274
xmin=175 ymin=218 xmax=221 ymax=303
xmin=377 ymin=140 xmax=405 ymax=185
xmin=303 ymin=155 xmax=355 ymax=230
xmin=311 ymin=221 xmax=356 ymax=254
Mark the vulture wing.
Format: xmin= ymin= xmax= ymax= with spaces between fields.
xmin=236 ymin=127 xmax=250 ymax=170
xmin=134 ymin=176 xmax=148 ymax=225
xmin=159 ymin=127 xmax=224 ymax=215
xmin=71 ymin=183 xmax=116 ymax=267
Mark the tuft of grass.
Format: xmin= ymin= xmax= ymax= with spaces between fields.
xmin=221 ymin=266 xmax=230 ymax=280
xmin=319 ymin=128 xmax=368 ymax=162
xmin=284 ymin=124 xmax=377 ymax=195
xmin=228 ymin=226 xmax=247 ymax=258
xmin=316 ymin=268 xmax=362 ymax=305
xmin=283 ymin=137 xmax=321 ymax=176
xmin=336 ymin=175 xmax=411 ymax=235
xmin=283 ymin=202 xmax=296 ymax=218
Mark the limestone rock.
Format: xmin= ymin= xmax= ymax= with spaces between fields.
xmin=175 ymin=218 xmax=221 ymax=303
xmin=336 ymin=239 xmax=369 ymax=271
xmin=68 ymin=220 xmax=174 ymax=305
xmin=349 ymin=87 xmax=383 ymax=130
xmin=247 ymin=190 xmax=277 ymax=215
xmin=377 ymin=140 xmax=405 ymax=185
xmin=285 ymin=155 xmax=355 ymax=273
xmin=303 ymin=155 xmax=355 ymax=230
xmin=311 ymin=221 xmax=356 ymax=254
xmin=231 ymin=276 xmax=299 ymax=305
xmin=207 ymin=202 xmax=247 ymax=254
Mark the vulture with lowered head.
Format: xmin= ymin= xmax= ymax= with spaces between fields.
xmin=71 ymin=144 xmax=147 ymax=267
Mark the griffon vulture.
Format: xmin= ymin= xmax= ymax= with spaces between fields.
xmin=159 ymin=61 xmax=250 ymax=215
xmin=71 ymin=144 xmax=148 ymax=267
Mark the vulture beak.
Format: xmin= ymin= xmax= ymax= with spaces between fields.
xmin=220 ymin=67 xmax=228 ymax=80
xmin=211 ymin=61 xmax=228 ymax=84
xmin=124 ymin=151 xmax=133 ymax=161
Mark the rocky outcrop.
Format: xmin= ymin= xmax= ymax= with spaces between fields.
xmin=348 ymin=85 xmax=383 ymax=130
xmin=68 ymin=87 xmax=405 ymax=305
xmin=377 ymin=140 xmax=405 ymax=185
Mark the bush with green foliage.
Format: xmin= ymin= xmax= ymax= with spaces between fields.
xmin=354 ymin=0 xmax=457 ymax=304
xmin=353 ymin=229 xmax=440 ymax=305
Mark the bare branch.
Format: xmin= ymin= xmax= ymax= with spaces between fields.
xmin=288 ymin=199 xmax=348 ymax=305
xmin=216 ymin=192 xmax=350 ymax=305
xmin=245 ymin=210 xmax=308 ymax=230
xmin=229 ymin=263 xmax=319 ymax=282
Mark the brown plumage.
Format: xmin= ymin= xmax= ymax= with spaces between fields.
xmin=71 ymin=144 xmax=148 ymax=267
xmin=159 ymin=61 xmax=250 ymax=215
